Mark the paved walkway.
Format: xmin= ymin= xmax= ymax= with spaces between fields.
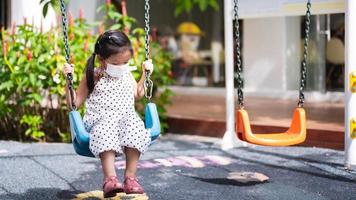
xmin=1 ymin=134 xmax=356 ymax=200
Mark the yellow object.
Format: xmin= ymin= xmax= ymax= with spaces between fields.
xmin=73 ymin=190 xmax=148 ymax=200
xmin=236 ymin=108 xmax=306 ymax=146
xmin=177 ymin=22 xmax=204 ymax=36
xmin=351 ymin=118 xmax=356 ymax=139
xmin=350 ymin=71 xmax=356 ymax=93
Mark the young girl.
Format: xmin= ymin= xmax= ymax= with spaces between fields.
xmin=62 ymin=30 xmax=153 ymax=197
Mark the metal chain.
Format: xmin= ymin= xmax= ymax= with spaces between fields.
xmin=144 ymin=69 xmax=153 ymax=100
xmin=59 ymin=0 xmax=76 ymax=110
xmin=298 ymin=0 xmax=311 ymax=107
xmin=233 ymin=0 xmax=311 ymax=108
xmin=59 ymin=0 xmax=154 ymax=103
xmin=144 ymin=78 xmax=153 ymax=99
xmin=143 ymin=0 xmax=153 ymax=100
xmin=233 ymin=0 xmax=244 ymax=108
xmin=144 ymin=0 xmax=150 ymax=60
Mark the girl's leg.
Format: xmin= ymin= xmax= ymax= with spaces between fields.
xmin=123 ymin=147 xmax=144 ymax=194
xmin=124 ymin=147 xmax=140 ymax=177
xmin=100 ymin=150 xmax=124 ymax=197
xmin=100 ymin=150 xmax=117 ymax=178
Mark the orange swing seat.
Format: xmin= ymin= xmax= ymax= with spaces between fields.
xmin=235 ymin=107 xmax=307 ymax=146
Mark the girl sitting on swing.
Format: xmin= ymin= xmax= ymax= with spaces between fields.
xmin=62 ymin=30 xmax=153 ymax=197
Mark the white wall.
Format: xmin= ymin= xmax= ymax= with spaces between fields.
xmin=10 ymin=0 xmax=101 ymax=32
xmin=285 ymin=16 xmax=302 ymax=90
xmin=10 ymin=0 xmax=57 ymax=31
xmin=243 ymin=16 xmax=301 ymax=94
xmin=68 ymin=0 xmax=101 ymax=25
xmin=243 ymin=17 xmax=286 ymax=92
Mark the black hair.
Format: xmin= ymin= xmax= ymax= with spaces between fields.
xmin=86 ymin=30 xmax=133 ymax=94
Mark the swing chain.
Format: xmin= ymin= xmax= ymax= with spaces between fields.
xmin=298 ymin=0 xmax=311 ymax=108
xmin=144 ymin=0 xmax=150 ymax=60
xmin=233 ymin=0 xmax=244 ymax=108
xmin=143 ymin=0 xmax=153 ymax=100
xmin=59 ymin=0 xmax=76 ymax=110
xmin=144 ymin=73 xmax=153 ymax=100
xmin=233 ymin=0 xmax=311 ymax=108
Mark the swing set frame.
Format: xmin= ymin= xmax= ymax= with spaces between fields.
xmin=222 ymin=0 xmax=356 ymax=171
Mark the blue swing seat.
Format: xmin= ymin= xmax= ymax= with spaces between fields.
xmin=69 ymin=102 xmax=161 ymax=157
xmin=144 ymin=103 xmax=161 ymax=142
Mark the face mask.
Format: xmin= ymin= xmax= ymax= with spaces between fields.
xmin=106 ymin=62 xmax=130 ymax=78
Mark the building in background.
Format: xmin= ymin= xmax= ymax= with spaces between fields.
xmin=1 ymin=0 xmax=346 ymax=101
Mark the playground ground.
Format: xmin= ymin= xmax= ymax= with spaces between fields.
xmin=0 ymin=134 xmax=355 ymax=200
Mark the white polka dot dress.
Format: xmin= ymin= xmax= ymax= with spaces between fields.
xmin=83 ymin=69 xmax=151 ymax=158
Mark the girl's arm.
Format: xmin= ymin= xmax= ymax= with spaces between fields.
xmin=63 ymin=63 xmax=89 ymax=109
xmin=132 ymin=72 xmax=146 ymax=100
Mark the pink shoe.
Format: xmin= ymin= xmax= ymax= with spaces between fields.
xmin=123 ymin=176 xmax=145 ymax=194
xmin=103 ymin=176 xmax=124 ymax=198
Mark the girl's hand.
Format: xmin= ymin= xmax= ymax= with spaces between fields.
xmin=142 ymin=59 xmax=154 ymax=74
xmin=62 ymin=63 xmax=74 ymax=76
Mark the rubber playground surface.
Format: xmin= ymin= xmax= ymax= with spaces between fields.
xmin=0 ymin=134 xmax=356 ymax=200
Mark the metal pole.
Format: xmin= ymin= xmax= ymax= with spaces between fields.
xmin=221 ymin=0 xmax=245 ymax=150
xmin=345 ymin=0 xmax=356 ymax=170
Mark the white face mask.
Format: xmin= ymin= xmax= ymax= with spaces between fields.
xmin=105 ymin=62 xmax=130 ymax=78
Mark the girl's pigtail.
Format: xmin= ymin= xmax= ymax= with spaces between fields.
xmin=85 ymin=53 xmax=96 ymax=94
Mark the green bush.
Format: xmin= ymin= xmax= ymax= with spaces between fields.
xmin=0 ymin=1 xmax=174 ymax=142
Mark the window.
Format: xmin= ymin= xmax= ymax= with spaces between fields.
xmin=302 ymin=14 xmax=345 ymax=92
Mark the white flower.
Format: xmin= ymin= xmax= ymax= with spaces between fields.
xmin=38 ymin=75 xmax=46 ymax=80
xmin=53 ymin=73 xmax=60 ymax=84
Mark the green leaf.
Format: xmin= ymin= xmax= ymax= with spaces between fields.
xmin=110 ymin=24 xmax=122 ymax=31
xmin=209 ymin=0 xmax=219 ymax=10
xmin=28 ymin=93 xmax=43 ymax=103
xmin=197 ymin=0 xmax=208 ymax=11
xmin=33 ymin=131 xmax=45 ymax=138
xmin=42 ymin=2 xmax=49 ymax=18
xmin=174 ymin=6 xmax=183 ymax=17
xmin=29 ymin=74 xmax=36 ymax=86
xmin=184 ymin=0 xmax=193 ymax=12
xmin=0 ymin=81 xmax=14 ymax=91
xmin=17 ymin=56 xmax=27 ymax=65
xmin=174 ymin=0 xmax=219 ymax=16
xmin=108 ymin=12 xmax=122 ymax=20
xmin=25 ymin=129 xmax=32 ymax=136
